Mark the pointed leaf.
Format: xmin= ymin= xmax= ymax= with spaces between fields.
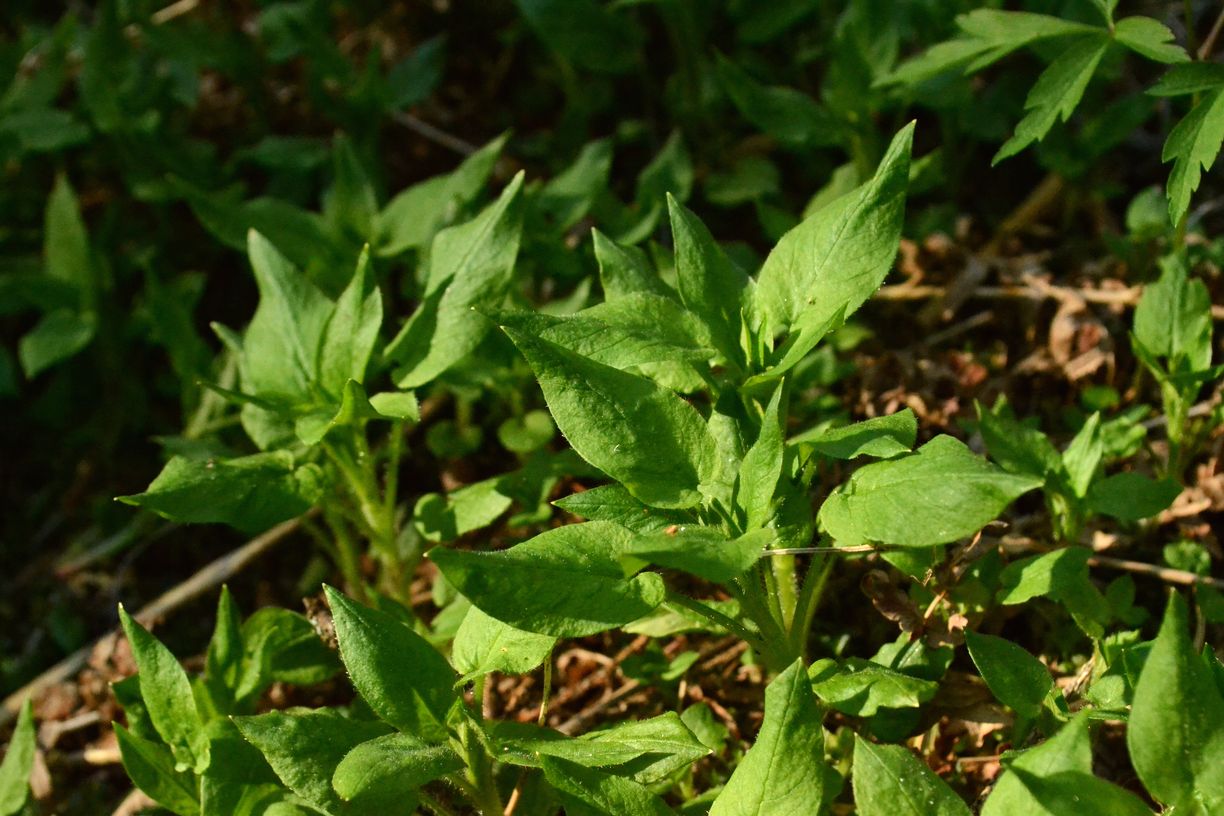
xmin=965 ymin=631 xmax=1054 ymax=719
xmin=505 ymin=328 xmax=715 ymax=509
xmin=234 ymin=710 xmax=391 ymax=814
xmin=852 ymin=738 xmax=971 ymax=816
xmin=332 ymin=733 xmax=462 ymax=809
xmin=324 ymin=587 xmax=457 ymax=741
xmin=114 ymin=723 xmax=200 ymax=816
xmin=1128 ymin=592 xmax=1224 ymax=813
xmin=1162 ymin=87 xmax=1224 ymax=224
xmin=0 ymin=700 xmax=36 ymax=816
xmin=118 ymin=607 xmax=208 ymax=773
xmin=792 ymin=409 xmax=917 ymax=461
xmin=452 ymin=605 xmax=556 ymax=679
xmin=429 ymin=521 xmax=667 ymax=637
xmin=710 ymin=660 xmax=836 ymax=816
xmin=118 ymin=452 xmax=325 ymax=535
xmin=386 ymin=174 xmax=525 ymax=387
xmin=982 ymin=715 xmax=1093 ymax=815
xmin=818 ymin=435 xmax=1041 ymax=548
xmin=756 ymin=124 xmax=912 ymax=369
xmin=317 ymin=247 xmax=382 ymax=396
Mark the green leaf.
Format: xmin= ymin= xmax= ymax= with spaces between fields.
xmin=809 ymin=659 xmax=938 ymax=717
xmin=452 ymin=605 xmax=556 ymax=679
xmin=0 ymin=700 xmax=36 ymax=816
xmin=325 ymin=136 xmax=377 ymax=241
xmin=965 ymin=631 xmax=1054 ymax=719
xmin=413 ymin=476 xmax=513 ymax=543
xmin=44 ymin=174 xmax=92 ymax=296
xmin=114 ymin=723 xmax=200 ymax=816
xmin=620 ymin=527 xmax=770 ymax=585
xmin=997 ymin=548 xmax=1111 ymax=637
xmin=1006 ymin=770 xmax=1154 ymax=815
xmin=714 ymin=54 xmax=841 ymax=148
xmin=665 ymin=194 xmax=749 ymax=367
xmin=241 ymin=231 xmax=336 ymax=404
xmin=385 ymin=35 xmax=445 ymax=109
xmin=118 ymin=452 xmax=325 ymax=535
xmin=553 ymin=485 xmax=690 ymax=534
xmin=295 ymin=380 xmax=397 ymax=446
xmin=198 ymin=723 xmax=282 ymax=816
xmin=884 ymin=10 xmax=1099 ymax=86
xmin=1086 ymin=472 xmax=1180 ymax=521
xmin=374 ymin=134 xmax=507 ymax=256
xmin=1113 ymin=17 xmax=1188 ymax=64
xmin=499 ymin=410 xmax=556 ymax=453
xmin=429 ymin=521 xmax=666 ymax=637
xmin=852 ymin=737 xmax=971 ymax=816
xmin=792 ymin=409 xmax=917 ymax=460
xmin=514 ymin=0 xmax=643 ymax=74
xmin=491 ymin=713 xmax=708 ymax=770
xmin=594 ymin=229 xmax=672 ymax=300
xmin=234 ymin=710 xmax=391 ymax=814
xmin=1134 ymin=255 xmax=1213 ymax=372
xmin=738 ymin=387 xmax=786 ymax=527
xmin=324 ymin=587 xmax=457 ymax=741
xmin=1150 ymin=63 xmax=1224 ymax=97
xmin=538 ymin=139 xmax=614 ymax=230
xmin=493 ymin=302 xmax=711 ymax=372
xmin=234 ymin=608 xmax=340 ymax=703
xmin=818 ymin=435 xmax=1042 ymax=548
xmin=993 ymin=35 xmax=1110 ymax=164
xmin=1162 ymin=87 xmax=1224 ymax=225
xmin=628 ymin=132 xmax=693 ymax=240
xmin=317 ymin=247 xmax=382 ymax=397
xmin=204 ymin=586 xmax=243 ymax=713
xmin=756 ymin=124 xmax=912 ymax=374
xmin=982 ymin=715 xmax=1093 ymax=815
xmin=1128 ymin=593 xmax=1224 ymax=814
xmin=386 ymin=173 xmax=525 ymax=388
xmin=118 ymin=607 xmax=209 ymax=773
xmin=710 ymin=660 xmax=836 ymax=816
xmin=976 ymin=403 xmax=1060 ymax=480
xmin=331 ymin=733 xmax=463 ymax=810
xmin=505 ymin=328 xmax=715 ymax=509
xmin=541 ymin=757 xmax=675 ymax=816
xmin=18 ymin=308 xmax=95 ymax=377
xmin=366 ymin=391 xmax=419 ymax=421
xmin=1061 ymin=413 xmax=1103 ymax=499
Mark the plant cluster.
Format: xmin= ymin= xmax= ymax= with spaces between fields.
xmin=3 ymin=1 xmax=1224 ymax=814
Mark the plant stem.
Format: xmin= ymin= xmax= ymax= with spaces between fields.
xmin=459 ymin=679 xmax=503 ymax=816
xmin=419 ymin=791 xmax=460 ymax=816
xmin=664 ymin=591 xmax=762 ymax=651
xmin=539 ymin=648 xmax=554 ymax=726
xmin=790 ymin=555 xmax=833 ymax=660
xmin=772 ymin=554 xmax=798 ymax=632
xmin=727 ymin=576 xmax=795 ymax=672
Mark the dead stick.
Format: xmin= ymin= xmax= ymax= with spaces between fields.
xmin=1087 ymin=554 xmax=1224 ymax=591
xmin=875 ymin=281 xmax=1224 ymax=320
xmin=0 ymin=514 xmax=311 ymax=728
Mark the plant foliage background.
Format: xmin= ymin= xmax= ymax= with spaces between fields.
xmin=2 ymin=0 xmax=1224 ymax=813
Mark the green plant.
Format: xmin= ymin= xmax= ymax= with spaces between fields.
xmin=976 ymin=399 xmax=1180 ymax=543
xmin=0 ymin=699 xmax=35 ymax=816
xmin=1132 ymin=254 xmax=1221 ymax=477
xmin=428 ymin=122 xmax=1045 ymax=676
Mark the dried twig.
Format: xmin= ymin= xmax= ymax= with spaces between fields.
xmin=0 ymin=514 xmax=312 ymax=729
xmin=875 ymin=280 xmax=1224 ymax=321
xmin=392 ymin=111 xmax=478 ymax=156
xmin=1086 ymin=554 xmax=1224 ymax=591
